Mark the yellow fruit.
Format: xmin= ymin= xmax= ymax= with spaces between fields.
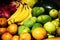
xmin=8 ymin=3 xmax=23 ymax=24
xmin=14 ymin=5 xmax=29 ymax=22
xmin=20 ymin=32 xmax=31 ymax=40
xmin=20 ymin=0 xmax=38 ymax=7
xmin=17 ymin=10 xmax=32 ymax=25
xmin=7 ymin=24 xmax=18 ymax=34
xmin=8 ymin=3 xmax=32 ymax=25
xmin=32 ymin=28 xmax=47 ymax=40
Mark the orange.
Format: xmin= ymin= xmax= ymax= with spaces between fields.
xmin=0 ymin=18 xmax=7 ymax=26
xmin=32 ymin=27 xmax=47 ymax=40
xmin=1 ymin=32 xmax=12 ymax=40
xmin=0 ymin=28 xmax=7 ymax=35
xmin=12 ymin=35 xmax=19 ymax=40
xmin=20 ymin=32 xmax=31 ymax=40
xmin=7 ymin=24 xmax=18 ymax=34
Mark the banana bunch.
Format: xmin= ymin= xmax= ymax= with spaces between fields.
xmin=17 ymin=10 xmax=32 ymax=25
xmin=7 ymin=3 xmax=32 ymax=24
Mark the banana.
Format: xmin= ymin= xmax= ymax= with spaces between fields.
xmin=17 ymin=11 xmax=32 ymax=25
xmin=8 ymin=3 xmax=32 ymax=25
xmin=14 ymin=5 xmax=29 ymax=22
xmin=8 ymin=3 xmax=23 ymax=24
xmin=17 ymin=5 xmax=32 ymax=25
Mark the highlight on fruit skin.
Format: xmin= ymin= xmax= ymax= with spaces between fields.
xmin=32 ymin=27 xmax=47 ymax=40
xmin=7 ymin=24 xmax=18 ymax=34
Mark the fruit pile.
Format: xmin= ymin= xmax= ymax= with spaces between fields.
xmin=0 ymin=0 xmax=60 ymax=40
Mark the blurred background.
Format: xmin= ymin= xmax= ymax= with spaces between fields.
xmin=50 ymin=0 xmax=60 ymax=6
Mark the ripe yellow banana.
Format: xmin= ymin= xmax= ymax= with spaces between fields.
xmin=14 ymin=5 xmax=29 ymax=22
xmin=17 ymin=12 xmax=32 ymax=25
xmin=8 ymin=3 xmax=23 ymax=24
xmin=17 ymin=5 xmax=32 ymax=25
xmin=8 ymin=3 xmax=32 ymax=24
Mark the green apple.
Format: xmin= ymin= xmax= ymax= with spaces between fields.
xmin=18 ymin=26 xmax=30 ymax=35
xmin=44 ymin=22 xmax=56 ymax=34
xmin=49 ymin=9 xmax=59 ymax=18
xmin=32 ymin=7 xmax=45 ymax=16
xmin=51 ymin=19 xmax=59 ymax=29
xmin=37 ymin=15 xmax=51 ymax=24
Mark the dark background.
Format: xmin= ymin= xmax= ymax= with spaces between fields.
xmin=50 ymin=0 xmax=60 ymax=6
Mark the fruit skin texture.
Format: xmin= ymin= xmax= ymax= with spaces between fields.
xmin=8 ymin=3 xmax=32 ymax=24
xmin=12 ymin=35 xmax=19 ymax=40
xmin=32 ymin=7 xmax=45 ymax=17
xmin=8 ymin=3 xmax=23 ymax=24
xmin=17 ymin=10 xmax=32 ymax=25
xmin=23 ymin=17 xmax=37 ymax=28
xmin=31 ymin=23 xmax=42 ymax=33
xmin=49 ymin=9 xmax=59 ymax=18
xmin=37 ymin=15 xmax=51 ymax=24
xmin=1 ymin=32 xmax=12 ymax=40
xmin=0 ymin=18 xmax=7 ymax=26
xmin=32 ymin=28 xmax=47 ymax=40
xmin=7 ymin=24 xmax=18 ymax=34
xmin=51 ymin=19 xmax=59 ymax=29
xmin=18 ymin=26 xmax=30 ymax=35
xmin=44 ymin=22 xmax=56 ymax=34
xmin=14 ymin=5 xmax=29 ymax=22
xmin=20 ymin=32 xmax=31 ymax=40
xmin=0 ymin=28 xmax=7 ymax=35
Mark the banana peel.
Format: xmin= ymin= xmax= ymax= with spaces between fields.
xmin=20 ymin=0 xmax=38 ymax=7
xmin=17 ymin=12 xmax=32 ymax=25
xmin=8 ymin=3 xmax=32 ymax=25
